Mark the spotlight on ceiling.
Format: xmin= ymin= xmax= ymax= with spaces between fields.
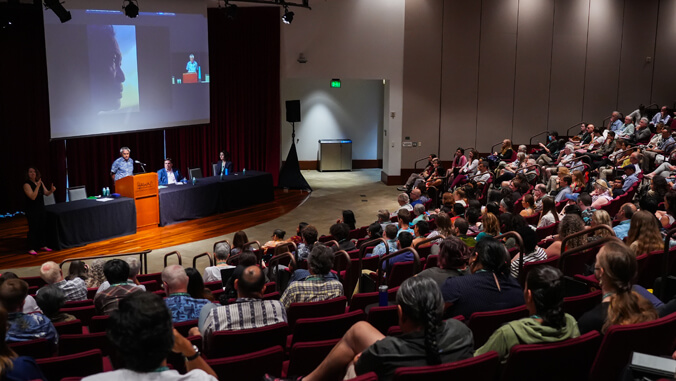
xmin=43 ymin=0 xmax=72 ymax=23
xmin=282 ymin=6 xmax=294 ymax=24
xmin=123 ymin=0 xmax=139 ymax=18
xmin=221 ymin=1 xmax=237 ymax=20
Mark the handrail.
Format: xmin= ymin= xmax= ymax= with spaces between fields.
xmin=274 ymin=241 xmax=297 ymax=256
xmin=377 ymin=248 xmax=421 ymax=287
xmin=333 ymin=249 xmax=352 ymax=273
xmin=490 ymin=141 xmax=503 ymax=154
xmin=413 ymin=157 xmax=429 ymax=171
xmin=59 ymin=250 xmax=152 ymax=274
xmin=164 ymin=251 xmax=182 ymax=267
xmin=601 ymin=115 xmax=614 ymax=129
xmin=645 ymin=103 xmax=659 ymax=109
xmin=243 ymin=240 xmax=261 ymax=251
xmin=266 ymin=252 xmax=296 ymax=293
xmin=226 ymin=253 xmax=241 ymax=266
xmin=193 ymin=252 xmax=214 ymax=269
xmin=414 ymin=236 xmax=442 ymax=250
xmin=495 ymin=231 xmax=525 ymax=278
xmin=529 ymin=130 xmax=550 ymax=146
xmin=660 ymin=228 xmax=676 ymax=300
xmin=516 ymin=164 xmax=539 ymax=176
xmin=322 ymin=240 xmax=339 ymax=248
xmin=560 ymin=225 xmax=616 ymax=256
xmin=357 ymin=237 xmax=388 ymax=292
xmin=212 ymin=239 xmax=231 ymax=254
xmin=565 ymin=122 xmax=585 ymax=136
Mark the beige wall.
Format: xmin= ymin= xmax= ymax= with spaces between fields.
xmin=402 ymin=0 xmax=676 ymax=166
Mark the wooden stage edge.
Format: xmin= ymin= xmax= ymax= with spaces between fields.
xmin=0 ymin=189 xmax=310 ymax=270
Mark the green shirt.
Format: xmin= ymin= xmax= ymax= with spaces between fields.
xmin=474 ymin=314 xmax=580 ymax=362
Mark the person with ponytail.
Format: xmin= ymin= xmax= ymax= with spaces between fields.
xmin=441 ymin=238 xmax=525 ymax=319
xmin=475 ymin=266 xmax=579 ymax=361
xmin=578 ymin=241 xmax=658 ymax=334
xmin=265 ymin=277 xmax=473 ymax=381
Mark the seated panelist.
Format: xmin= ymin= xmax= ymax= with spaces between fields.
xmin=215 ymin=150 xmax=233 ymax=176
xmin=157 ymin=158 xmax=184 ymax=185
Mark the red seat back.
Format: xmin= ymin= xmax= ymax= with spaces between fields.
xmin=173 ymin=319 xmax=198 ymax=337
xmin=285 ymin=339 xmax=340 ymax=378
xmin=291 ymin=310 xmax=365 ymax=345
xmin=589 ymin=312 xmax=676 ymax=381
xmin=8 ymin=338 xmax=53 ymax=359
xmin=562 ymin=290 xmax=602 ymax=320
xmin=423 ymin=255 xmax=438 ymax=270
xmin=387 ymin=261 xmax=417 ymax=288
xmin=135 ymin=272 xmax=162 ymax=285
xmin=393 ymin=351 xmax=500 ymax=380
xmin=367 ymin=305 xmax=399 ymax=335
xmin=64 ymin=299 xmax=93 ymax=308
xmin=36 ymin=349 xmax=103 ymax=381
xmin=501 ymin=331 xmax=602 ymax=381
xmin=204 ymin=322 xmax=288 ymax=358
xmin=560 ymin=246 xmax=601 ymax=277
xmin=535 ymin=222 xmax=558 ymax=241
xmin=635 ymin=251 xmax=664 ymax=289
xmin=349 ymin=292 xmax=379 ymax=312
xmin=88 ymin=315 xmax=110 ymax=333
xmin=59 ymin=332 xmax=114 ymax=356
xmin=518 ymin=256 xmax=560 ymax=287
xmin=61 ymin=305 xmax=96 ymax=326
xmin=524 ymin=212 xmax=540 ymax=227
xmin=287 ymin=296 xmax=347 ymax=330
xmin=206 ymin=346 xmax=284 ymax=381
xmin=53 ymin=319 xmax=83 ymax=336
xmin=467 ymin=305 xmax=529 ymax=348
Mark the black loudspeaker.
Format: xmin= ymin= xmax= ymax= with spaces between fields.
xmin=286 ymin=100 xmax=301 ymax=123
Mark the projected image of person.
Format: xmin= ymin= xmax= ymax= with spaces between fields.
xmin=186 ymin=54 xmax=198 ymax=73
xmin=88 ymin=25 xmax=139 ymax=114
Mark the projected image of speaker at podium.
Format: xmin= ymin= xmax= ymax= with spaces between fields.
xmin=172 ymin=52 xmax=209 ymax=84
xmin=87 ymin=24 xmax=140 ymax=115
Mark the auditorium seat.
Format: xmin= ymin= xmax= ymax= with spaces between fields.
xmin=366 ymin=305 xmax=399 ymax=335
xmin=289 ymin=310 xmax=365 ymax=347
xmin=501 ymin=331 xmax=602 ymax=381
xmin=562 ymin=290 xmax=602 ymax=320
xmin=64 ymin=299 xmax=93 ymax=308
xmin=518 ymin=256 xmax=560 ymax=287
xmin=286 ymin=296 xmax=347 ymax=330
xmin=173 ymin=319 xmax=198 ymax=337
xmin=88 ymin=315 xmax=110 ymax=333
xmin=392 ymin=350 xmax=500 ymax=380
xmin=59 ymin=332 xmax=114 ymax=357
xmin=206 ymin=345 xmax=284 ymax=381
xmin=36 ymin=349 xmax=104 ymax=381
xmin=8 ymin=338 xmax=53 ymax=359
xmin=283 ymin=339 xmax=339 ymax=378
xmin=204 ymin=322 xmax=288 ymax=359
xmin=53 ymin=319 xmax=83 ymax=336
xmin=467 ymin=305 xmax=529 ymax=349
xmin=589 ymin=312 xmax=676 ymax=381
xmin=60 ymin=305 xmax=96 ymax=327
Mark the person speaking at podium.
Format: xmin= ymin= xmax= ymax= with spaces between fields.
xmin=110 ymin=146 xmax=134 ymax=181
xmin=157 ymin=158 xmax=184 ymax=185
xmin=186 ymin=54 xmax=198 ymax=73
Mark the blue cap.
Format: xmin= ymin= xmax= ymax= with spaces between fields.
xmin=565 ymin=193 xmax=579 ymax=202
xmin=622 ymin=164 xmax=636 ymax=171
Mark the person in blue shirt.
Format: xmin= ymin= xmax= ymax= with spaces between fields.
xmin=621 ymin=164 xmax=638 ymax=193
xmin=608 ymin=111 xmax=623 ymax=132
xmin=110 ymin=146 xmax=134 ymax=181
xmin=162 ymin=265 xmax=210 ymax=323
xmin=396 ymin=209 xmax=414 ymax=238
xmin=612 ymin=203 xmax=636 ymax=240
xmin=555 ymin=175 xmax=574 ymax=203
xmin=157 ymin=158 xmax=184 ymax=185
xmin=369 ymin=224 xmax=398 ymax=258
xmin=382 ymin=231 xmax=415 ymax=271
xmin=186 ymin=54 xmax=198 ymax=73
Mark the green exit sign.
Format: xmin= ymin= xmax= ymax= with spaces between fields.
xmin=331 ymin=79 xmax=341 ymax=88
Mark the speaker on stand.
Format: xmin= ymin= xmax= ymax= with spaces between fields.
xmin=278 ymin=100 xmax=312 ymax=191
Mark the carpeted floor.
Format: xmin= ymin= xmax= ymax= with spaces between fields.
xmin=7 ymin=169 xmax=403 ymax=277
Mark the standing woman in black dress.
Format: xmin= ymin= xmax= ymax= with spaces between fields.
xmin=23 ymin=167 xmax=55 ymax=255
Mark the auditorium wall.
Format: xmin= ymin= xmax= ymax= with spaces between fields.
xmin=401 ymin=0 xmax=676 ymax=168
xmin=280 ymin=78 xmax=384 ymax=168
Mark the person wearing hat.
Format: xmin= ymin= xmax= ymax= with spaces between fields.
xmin=621 ymin=164 xmax=639 ymax=193
xmin=590 ymin=179 xmax=613 ymax=209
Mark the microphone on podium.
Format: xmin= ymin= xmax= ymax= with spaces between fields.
xmin=134 ymin=160 xmax=147 ymax=173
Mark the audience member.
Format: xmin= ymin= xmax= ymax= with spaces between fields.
xmin=554 ymin=176 xmax=573 ymax=203
xmin=476 ymin=213 xmax=500 ymax=242
xmin=1 ymin=279 xmax=57 ymax=345
xmin=330 ymin=223 xmax=357 ymax=252
xmin=590 ymin=179 xmax=613 ymax=209
xmin=197 ymin=265 xmax=286 ymax=336
xmin=589 ymin=210 xmax=614 ymax=241
xmin=203 ymin=241 xmax=235 ymax=283
xmin=369 ymin=224 xmax=398 ymax=258
xmin=577 ymin=193 xmax=595 ymax=225
xmin=163 ymin=265 xmax=210 ymax=323
xmin=86 ymin=259 xmax=106 ymax=289
xmin=262 ymin=229 xmax=287 ymax=253
xmin=94 ymin=259 xmax=143 ymax=315
xmin=382 ymin=232 xmax=415 ymax=271
xmin=97 ymin=257 xmax=146 ymax=294
xmin=84 ymin=292 xmax=217 ymax=380
xmin=613 ymin=203 xmax=637 ymax=240
xmin=520 ymin=194 xmax=536 ymax=217
xmin=280 ymin=246 xmax=344 ymax=309
xmin=65 ymin=260 xmax=89 ymax=283
xmin=39 ymin=261 xmax=87 ymax=302
xmin=475 ymin=266 xmax=579 ymax=361
xmin=339 ymin=210 xmax=357 ymax=230
xmin=655 ymin=190 xmax=676 ymax=228
xmin=230 ymin=231 xmax=251 ymax=256
xmin=510 ymin=226 xmax=547 ymax=278
xmin=289 ymin=223 xmax=309 ymax=245
xmin=417 ymin=236 xmax=468 ymax=288
xmin=538 ymin=196 xmax=559 ymax=228
xmin=441 ymin=238 xmax=525 ymax=319
xmin=626 ymin=210 xmax=664 ymax=255
xmin=396 ymin=209 xmax=414 ymax=237
xmin=34 ymin=285 xmax=75 ymax=323
xmin=0 ymin=306 xmax=46 ymax=380
xmin=411 ymin=220 xmax=430 ymax=247
xmin=297 ymin=225 xmax=319 ymax=261
xmin=545 ymin=214 xmax=586 ymax=257
xmin=453 ymin=218 xmax=476 ymax=248
xmin=0 ymin=272 xmax=40 ymax=314
xmin=398 ymin=154 xmax=436 ymax=192
xmin=185 ymin=268 xmax=215 ymax=302
xmin=396 ymin=193 xmax=413 ymax=213
xmin=578 ymin=241 xmax=658 ymax=334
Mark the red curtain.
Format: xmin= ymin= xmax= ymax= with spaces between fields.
xmin=1 ymin=5 xmax=280 ymax=214
xmin=165 ymin=7 xmax=281 ymax=183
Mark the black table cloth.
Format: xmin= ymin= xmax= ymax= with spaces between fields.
xmin=158 ymin=170 xmax=274 ymax=226
xmin=45 ymin=197 xmax=137 ymax=250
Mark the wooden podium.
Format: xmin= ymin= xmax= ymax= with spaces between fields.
xmin=115 ymin=173 xmax=159 ymax=228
